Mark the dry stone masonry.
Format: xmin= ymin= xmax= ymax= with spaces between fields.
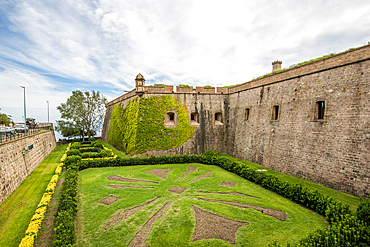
xmin=102 ymin=44 xmax=370 ymax=196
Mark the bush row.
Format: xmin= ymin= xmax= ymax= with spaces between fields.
xmin=52 ymin=155 xmax=80 ymax=247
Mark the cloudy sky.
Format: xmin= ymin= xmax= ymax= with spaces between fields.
xmin=0 ymin=0 xmax=370 ymax=135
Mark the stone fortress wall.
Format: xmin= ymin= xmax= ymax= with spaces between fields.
xmin=0 ymin=130 xmax=57 ymax=205
xmin=102 ymin=44 xmax=370 ymax=196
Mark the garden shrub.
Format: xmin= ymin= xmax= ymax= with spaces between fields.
xmin=81 ymin=152 xmax=102 ymax=159
xmin=79 ymin=147 xmax=102 ymax=153
xmin=88 ymin=137 xmax=96 ymax=141
xmin=52 ymin=159 xmax=80 ymax=247
xmin=81 ymin=141 xmax=91 ymax=145
xmin=66 ymin=149 xmax=81 ymax=157
xmin=70 ymin=142 xmax=81 ymax=150
xmin=204 ymin=150 xmax=217 ymax=156
xmin=93 ymin=142 xmax=103 ymax=149
xmin=357 ymin=194 xmax=370 ymax=226
xmin=100 ymin=149 xmax=113 ymax=158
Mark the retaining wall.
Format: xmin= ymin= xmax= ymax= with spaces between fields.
xmin=0 ymin=130 xmax=57 ymax=205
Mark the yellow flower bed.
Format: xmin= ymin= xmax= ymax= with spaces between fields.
xmin=18 ymin=145 xmax=69 ymax=247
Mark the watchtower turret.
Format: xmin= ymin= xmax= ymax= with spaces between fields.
xmin=135 ymin=73 xmax=145 ymax=96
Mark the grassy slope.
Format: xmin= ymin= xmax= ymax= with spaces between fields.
xmin=77 ymin=164 xmax=328 ymax=247
xmin=219 ymin=154 xmax=361 ymax=212
xmin=0 ymin=144 xmax=67 ymax=247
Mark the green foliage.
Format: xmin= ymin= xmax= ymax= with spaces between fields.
xmin=357 ymin=195 xmax=370 ymax=226
xmin=70 ymin=142 xmax=81 ymax=150
xmin=204 ymin=149 xmax=217 ymax=156
xmin=93 ymin=142 xmax=103 ymax=149
xmin=66 ymin=149 xmax=81 ymax=157
xmin=88 ymin=137 xmax=96 ymax=141
xmin=224 ymin=84 xmax=241 ymax=88
xmin=106 ymin=102 xmax=132 ymax=151
xmin=81 ymin=152 xmax=102 ymax=159
xmin=153 ymin=84 xmax=168 ymax=87
xmin=135 ymin=96 xmax=194 ymax=154
xmin=107 ymin=96 xmax=195 ymax=155
xmin=0 ymin=113 xmax=13 ymax=126
xmin=100 ymin=149 xmax=113 ymax=158
xmin=52 ymin=160 xmax=79 ymax=246
xmin=79 ymin=147 xmax=102 ymax=153
xmin=179 ymin=84 xmax=190 ymax=87
xmin=51 ymin=149 xmax=366 ymax=246
xmin=56 ymin=90 xmax=106 ymax=140
xmin=203 ymin=85 xmax=214 ymax=88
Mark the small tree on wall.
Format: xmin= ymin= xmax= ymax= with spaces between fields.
xmin=56 ymin=90 xmax=107 ymax=141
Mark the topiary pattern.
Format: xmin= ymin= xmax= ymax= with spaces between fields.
xmin=107 ymin=96 xmax=195 ymax=155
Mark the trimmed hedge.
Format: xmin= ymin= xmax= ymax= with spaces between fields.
xmin=79 ymin=148 xmax=102 ymax=153
xmin=52 ymin=155 xmax=80 ymax=246
xmin=66 ymin=149 xmax=81 ymax=157
xmin=55 ymin=154 xmax=369 ymax=246
xmin=81 ymin=152 xmax=102 ymax=159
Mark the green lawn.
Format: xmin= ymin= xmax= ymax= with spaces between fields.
xmin=0 ymin=144 xmax=67 ymax=247
xmin=219 ymin=154 xmax=361 ymax=212
xmin=77 ymin=164 xmax=328 ymax=247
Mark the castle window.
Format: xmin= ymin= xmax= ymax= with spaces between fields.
xmin=272 ymin=105 xmax=279 ymax=120
xmin=245 ymin=108 xmax=250 ymax=120
xmin=315 ymin=101 xmax=325 ymax=120
xmin=190 ymin=112 xmax=199 ymax=126
xmin=164 ymin=111 xmax=177 ymax=127
xmin=215 ymin=112 xmax=223 ymax=125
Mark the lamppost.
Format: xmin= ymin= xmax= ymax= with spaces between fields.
xmin=20 ymin=86 xmax=26 ymax=135
xmin=46 ymin=101 xmax=49 ymax=126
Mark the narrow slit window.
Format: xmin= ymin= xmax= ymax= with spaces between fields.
xmin=169 ymin=113 xmax=174 ymax=121
xmin=215 ymin=112 xmax=223 ymax=125
xmin=245 ymin=108 xmax=250 ymax=120
xmin=272 ymin=105 xmax=279 ymax=120
xmin=190 ymin=112 xmax=199 ymax=125
xmin=316 ymin=101 xmax=325 ymax=119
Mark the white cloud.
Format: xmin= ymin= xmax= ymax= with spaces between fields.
xmin=0 ymin=0 xmax=370 ymax=129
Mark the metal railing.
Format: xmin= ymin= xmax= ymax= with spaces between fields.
xmin=0 ymin=126 xmax=52 ymax=144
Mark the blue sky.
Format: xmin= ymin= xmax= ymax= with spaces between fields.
xmin=0 ymin=0 xmax=370 ymax=136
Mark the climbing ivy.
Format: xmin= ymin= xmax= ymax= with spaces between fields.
xmin=106 ymin=103 xmax=125 ymax=150
xmin=107 ymin=96 xmax=195 ymax=155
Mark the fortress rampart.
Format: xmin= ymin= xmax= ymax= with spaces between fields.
xmin=102 ymin=44 xmax=370 ymax=196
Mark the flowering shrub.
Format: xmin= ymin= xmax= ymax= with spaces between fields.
xmin=18 ymin=145 xmax=68 ymax=247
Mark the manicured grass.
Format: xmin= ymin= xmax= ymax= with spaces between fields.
xmin=77 ymin=164 xmax=328 ymax=246
xmin=219 ymin=154 xmax=361 ymax=212
xmin=96 ymin=139 xmax=129 ymax=159
xmin=0 ymin=144 xmax=67 ymax=247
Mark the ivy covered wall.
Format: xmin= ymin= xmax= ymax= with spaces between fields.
xmin=107 ymin=95 xmax=195 ymax=155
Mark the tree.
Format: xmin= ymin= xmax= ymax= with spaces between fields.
xmin=0 ymin=113 xmax=13 ymax=126
xmin=56 ymin=90 xmax=107 ymax=140
xmin=26 ymin=118 xmax=36 ymax=128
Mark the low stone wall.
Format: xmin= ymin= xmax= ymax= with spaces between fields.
xmin=0 ymin=130 xmax=57 ymax=205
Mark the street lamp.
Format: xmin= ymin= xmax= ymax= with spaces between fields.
xmin=20 ymin=86 xmax=26 ymax=135
xmin=46 ymin=101 xmax=49 ymax=126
